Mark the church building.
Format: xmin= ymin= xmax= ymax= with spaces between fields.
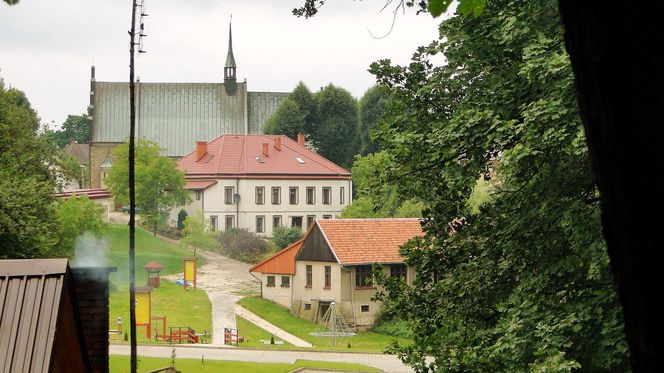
xmin=89 ymin=23 xmax=289 ymax=188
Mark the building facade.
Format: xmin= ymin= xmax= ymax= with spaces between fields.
xmin=88 ymin=23 xmax=289 ymax=189
xmin=175 ymin=134 xmax=352 ymax=236
xmin=250 ymin=218 xmax=422 ymax=329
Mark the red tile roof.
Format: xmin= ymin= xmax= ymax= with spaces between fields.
xmin=54 ymin=188 xmax=111 ymax=200
xmin=317 ymin=219 xmax=424 ymax=265
xmin=249 ymin=238 xmax=305 ymax=275
xmin=184 ymin=180 xmax=217 ymax=190
xmin=177 ymin=135 xmax=350 ymax=179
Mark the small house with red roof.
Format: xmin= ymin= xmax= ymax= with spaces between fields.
xmin=250 ymin=218 xmax=423 ymax=328
xmin=175 ymin=134 xmax=352 ymax=236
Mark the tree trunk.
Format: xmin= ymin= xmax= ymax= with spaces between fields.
xmin=154 ymin=221 xmax=157 ymax=236
xmin=559 ymin=2 xmax=664 ymax=370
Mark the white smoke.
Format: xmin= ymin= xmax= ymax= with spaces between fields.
xmin=71 ymin=232 xmax=110 ymax=268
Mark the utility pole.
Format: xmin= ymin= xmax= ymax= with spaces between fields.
xmin=128 ymin=1 xmax=147 ymax=372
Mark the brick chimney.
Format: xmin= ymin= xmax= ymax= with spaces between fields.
xmin=274 ymin=137 xmax=282 ymax=151
xmin=196 ymin=141 xmax=207 ymax=162
xmin=71 ymin=266 xmax=117 ymax=373
xmin=262 ymin=142 xmax=270 ymax=157
xmin=297 ymin=133 xmax=305 ymax=146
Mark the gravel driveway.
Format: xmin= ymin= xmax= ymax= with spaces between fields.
xmin=164 ymin=250 xmax=258 ymax=344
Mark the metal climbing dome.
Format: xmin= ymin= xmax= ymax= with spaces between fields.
xmin=309 ymin=302 xmax=356 ymax=346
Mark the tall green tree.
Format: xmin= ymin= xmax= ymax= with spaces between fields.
xmin=55 ymin=195 xmax=106 ymax=257
xmin=263 ymin=98 xmax=307 ymax=139
xmin=313 ymin=84 xmax=359 ymax=169
xmin=47 ymin=113 xmax=92 ymax=149
xmin=368 ymin=0 xmax=628 ymax=371
xmin=0 ymin=79 xmax=61 ymax=259
xmin=106 ymin=139 xmax=190 ymax=236
xmin=180 ymin=211 xmax=218 ymax=256
xmin=358 ymin=85 xmax=390 ymax=155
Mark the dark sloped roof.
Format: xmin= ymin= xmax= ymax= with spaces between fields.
xmin=0 ymin=259 xmax=69 ymax=372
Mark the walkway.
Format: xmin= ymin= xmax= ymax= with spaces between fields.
xmin=109 ymin=344 xmax=413 ymax=372
xmin=235 ymin=304 xmax=313 ymax=348
xmin=163 ymin=249 xmax=258 ymax=344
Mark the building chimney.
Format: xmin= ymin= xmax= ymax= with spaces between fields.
xmin=297 ymin=133 xmax=305 ymax=146
xmin=196 ymin=141 xmax=207 ymax=162
xmin=262 ymin=142 xmax=270 ymax=157
xmin=274 ymin=137 xmax=281 ymax=151
xmin=71 ymin=266 xmax=116 ymax=373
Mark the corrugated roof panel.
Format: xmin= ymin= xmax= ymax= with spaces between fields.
xmin=0 ymin=259 xmax=69 ymax=373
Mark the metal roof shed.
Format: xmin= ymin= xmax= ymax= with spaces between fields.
xmin=0 ymin=259 xmax=90 ymax=373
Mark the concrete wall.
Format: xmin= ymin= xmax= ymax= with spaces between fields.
xmin=258 ymin=273 xmax=293 ymax=308
xmin=292 ymin=260 xmax=342 ymax=322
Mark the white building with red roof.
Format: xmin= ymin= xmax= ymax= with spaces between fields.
xmin=175 ymin=134 xmax=352 ymax=236
xmin=250 ymin=218 xmax=423 ymax=328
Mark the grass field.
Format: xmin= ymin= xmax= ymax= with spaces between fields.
xmin=237 ymin=297 xmax=411 ymax=352
xmin=110 ymin=356 xmax=381 ymax=373
xmin=107 ymin=225 xmax=211 ymax=343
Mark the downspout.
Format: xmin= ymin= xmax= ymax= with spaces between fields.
xmin=349 ymin=268 xmax=356 ymax=328
xmin=236 ymin=178 xmax=240 ymax=227
xmin=290 ymin=274 xmax=295 ymax=315
xmin=249 ymin=271 xmax=262 ymax=298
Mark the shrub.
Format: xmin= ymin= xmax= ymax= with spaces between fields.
xmin=218 ymin=228 xmax=268 ymax=263
xmin=371 ymin=317 xmax=414 ymax=339
xmin=176 ymin=209 xmax=188 ymax=230
xmin=271 ymin=226 xmax=303 ymax=249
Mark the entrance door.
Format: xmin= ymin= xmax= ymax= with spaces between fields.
xmin=318 ymin=303 xmax=330 ymax=322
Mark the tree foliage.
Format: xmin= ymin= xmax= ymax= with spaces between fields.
xmin=313 ymin=84 xmax=359 ymax=169
xmin=105 ymin=139 xmax=190 ymax=235
xmin=180 ymin=211 xmax=218 ymax=255
xmin=271 ymin=226 xmax=303 ymax=250
xmin=358 ymin=85 xmax=390 ymax=155
xmin=55 ymin=195 xmax=106 ymax=257
xmin=46 ymin=113 xmax=92 ymax=149
xmin=369 ymin=0 xmax=628 ymax=371
xmin=340 ymin=151 xmax=424 ymax=218
xmin=0 ymin=80 xmax=61 ymax=259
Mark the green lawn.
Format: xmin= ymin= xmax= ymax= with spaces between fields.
xmin=107 ymin=225 xmax=211 ymax=343
xmin=109 ymin=356 xmax=381 ymax=373
xmin=237 ymin=297 xmax=411 ymax=352
xmin=235 ymin=315 xmax=295 ymax=349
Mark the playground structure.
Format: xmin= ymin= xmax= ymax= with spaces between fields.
xmin=183 ymin=257 xmax=197 ymax=289
xmin=310 ymin=301 xmax=356 ymax=346
xmin=144 ymin=260 xmax=165 ymax=288
xmin=136 ymin=287 xmax=153 ymax=338
xmin=224 ymin=328 xmax=244 ymax=346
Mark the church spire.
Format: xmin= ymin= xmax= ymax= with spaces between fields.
xmin=224 ymin=17 xmax=236 ymax=80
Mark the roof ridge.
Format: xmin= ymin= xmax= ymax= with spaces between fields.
xmin=279 ymin=137 xmax=350 ymax=175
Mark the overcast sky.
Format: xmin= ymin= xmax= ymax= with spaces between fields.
xmin=0 ymin=0 xmax=443 ymax=128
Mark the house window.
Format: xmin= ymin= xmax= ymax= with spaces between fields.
xmin=225 ymin=215 xmax=234 ymax=230
xmin=305 ymin=265 xmax=312 ymax=287
xmin=195 ymin=191 xmax=202 ymax=201
xmin=289 ymin=187 xmax=299 ymax=204
xmin=271 ymin=186 xmax=281 ymax=205
xmin=281 ymin=276 xmax=290 ymax=287
xmin=304 ymin=303 xmax=311 ymax=311
xmin=323 ymin=215 xmax=332 ymax=219
xmin=210 ymin=216 xmax=218 ymax=231
xmin=256 ymin=215 xmax=265 ymax=233
xmin=291 ymin=216 xmax=303 ymax=229
xmin=322 ymin=187 xmax=331 ymax=204
xmin=340 ymin=186 xmax=345 ymax=205
xmin=255 ymin=187 xmax=265 ymax=205
xmin=225 ymin=186 xmax=235 ymax=204
xmin=273 ymin=215 xmax=282 ymax=229
xmin=307 ymin=215 xmax=316 ymax=228
xmin=355 ymin=265 xmax=373 ymax=288
xmin=324 ymin=266 xmax=331 ymax=289
xmin=361 ymin=305 xmax=370 ymax=313
xmin=267 ymin=276 xmax=275 ymax=287
xmin=391 ymin=264 xmax=407 ymax=278
xmin=306 ymin=187 xmax=315 ymax=204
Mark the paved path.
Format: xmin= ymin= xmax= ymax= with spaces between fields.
xmin=164 ymin=250 xmax=258 ymax=344
xmin=110 ymin=344 xmax=413 ymax=372
xmin=235 ymin=304 xmax=313 ymax=348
